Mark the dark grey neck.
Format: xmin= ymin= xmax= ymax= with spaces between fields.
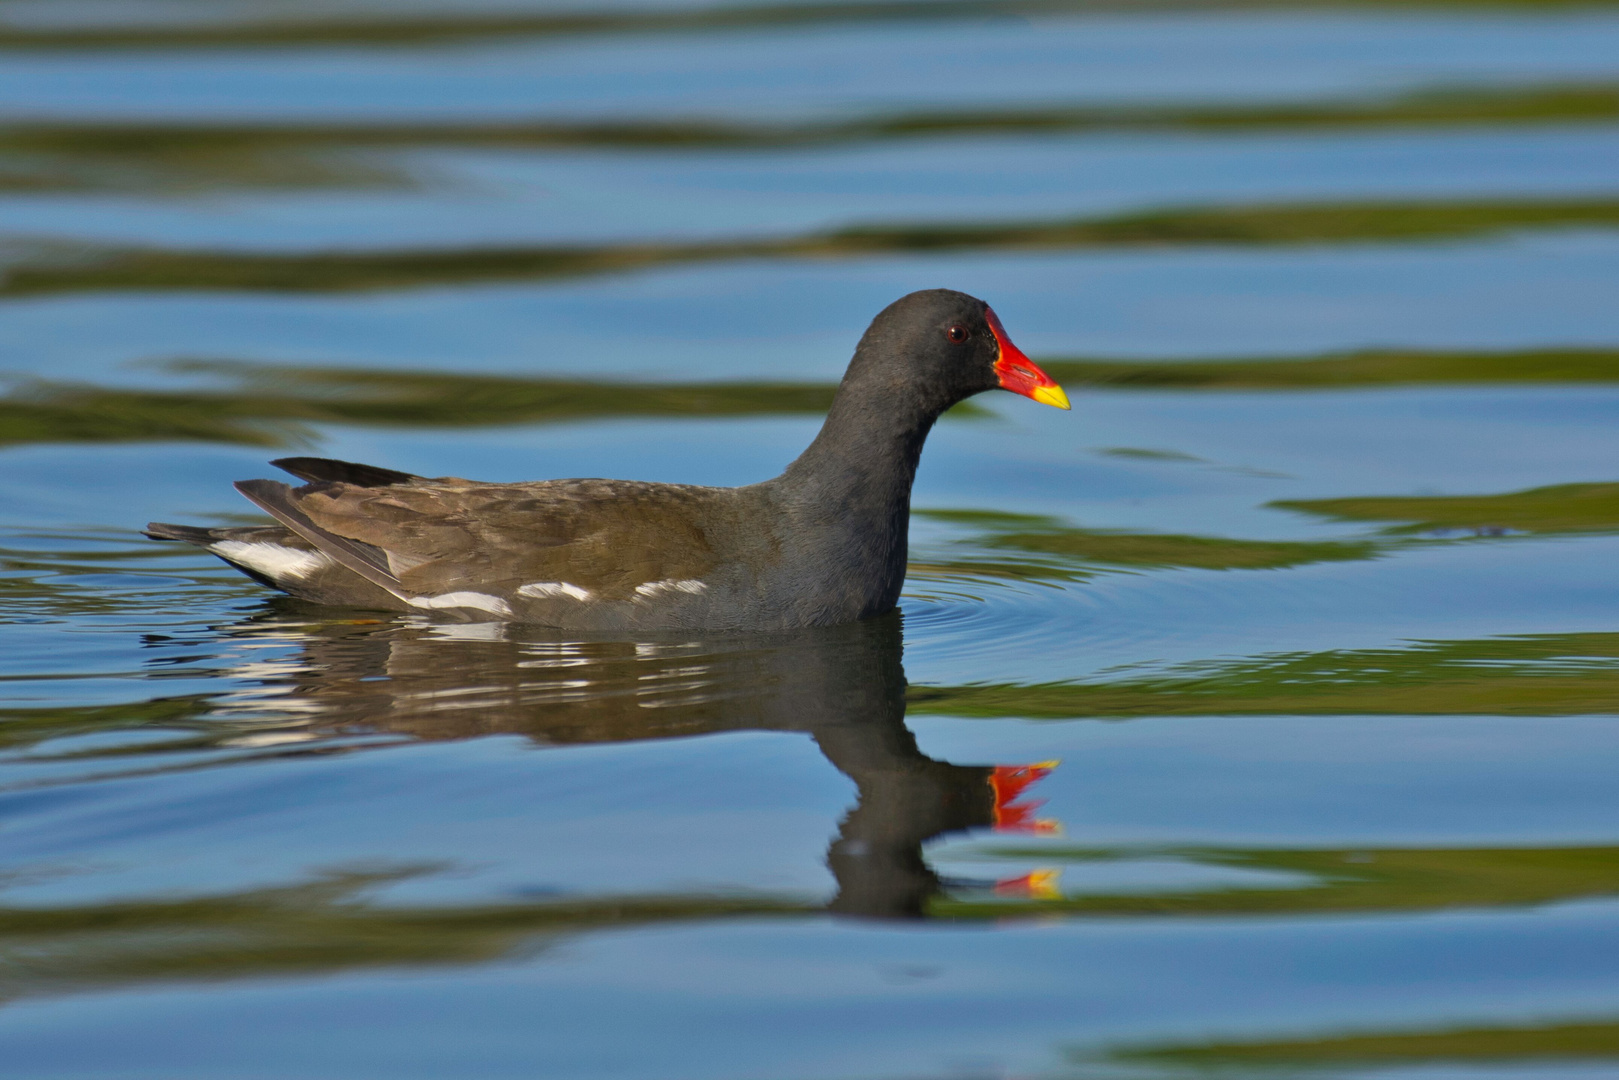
xmin=776 ymin=368 xmax=941 ymax=512
xmin=768 ymin=364 xmax=950 ymax=617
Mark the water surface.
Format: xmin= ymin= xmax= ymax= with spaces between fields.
xmin=2 ymin=1 xmax=1619 ymax=1076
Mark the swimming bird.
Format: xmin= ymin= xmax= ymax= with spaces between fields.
xmin=146 ymin=289 xmax=1069 ymax=630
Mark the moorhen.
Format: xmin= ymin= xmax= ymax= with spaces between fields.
xmin=146 ymin=289 xmax=1069 ymax=630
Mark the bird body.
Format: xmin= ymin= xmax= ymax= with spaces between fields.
xmin=146 ymin=289 xmax=1068 ymax=630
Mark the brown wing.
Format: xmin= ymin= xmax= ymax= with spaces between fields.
xmin=236 ymin=475 xmax=725 ymax=602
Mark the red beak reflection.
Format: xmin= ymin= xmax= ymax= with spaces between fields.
xmin=994 ymin=868 xmax=1063 ymax=900
xmin=987 ymin=761 xmax=1062 ymax=899
xmin=990 ymin=760 xmax=1061 ymax=834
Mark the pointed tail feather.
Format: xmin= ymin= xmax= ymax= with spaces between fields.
xmin=271 ymin=457 xmax=421 ymax=487
xmin=145 ymin=521 xmax=220 ymax=544
xmin=145 ymin=521 xmax=296 ymax=545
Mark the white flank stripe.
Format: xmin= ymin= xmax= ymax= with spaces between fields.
xmin=407 ymin=592 xmax=514 ymax=617
xmin=211 ymin=541 xmax=330 ymax=580
xmin=517 ymin=581 xmax=593 ymax=601
xmin=634 ymin=578 xmax=708 ymax=599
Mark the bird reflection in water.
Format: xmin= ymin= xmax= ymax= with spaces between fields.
xmin=205 ymin=606 xmax=1060 ymax=918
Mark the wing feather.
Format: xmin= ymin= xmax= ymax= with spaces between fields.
xmin=236 ymin=475 xmax=729 ymax=607
xmin=233 ymin=479 xmax=411 ymax=601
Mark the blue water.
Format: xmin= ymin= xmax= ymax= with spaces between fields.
xmin=3 ymin=2 xmax=1619 ymax=1076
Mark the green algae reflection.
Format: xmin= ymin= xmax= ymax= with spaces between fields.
xmin=6 ymin=0 xmax=1617 ymax=53
xmin=931 ymin=843 xmax=1619 ymax=918
xmin=1042 ymin=347 xmax=1619 ymax=390
xmin=909 ymin=631 xmax=1619 ymax=718
xmin=3 ymin=844 xmax=1614 ymax=1006
xmin=914 ymin=471 xmax=1619 ymax=587
xmin=2 ymin=348 xmax=1617 ymax=450
xmin=913 ymin=509 xmax=1376 ymax=584
xmin=0 ymin=365 xmax=838 ymax=448
xmin=1277 ymin=482 xmax=1619 ymax=535
xmin=0 ymin=870 xmax=808 ymax=1006
xmin=6 ymin=197 xmax=1619 ymax=296
xmin=6 ymin=81 xmax=1616 ymax=193
xmin=1091 ymin=1015 xmax=1619 ymax=1074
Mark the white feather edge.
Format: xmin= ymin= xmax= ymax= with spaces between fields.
xmin=517 ymin=581 xmax=593 ymax=601
xmin=211 ymin=541 xmax=331 ymax=580
xmin=210 ymin=546 xmax=702 ymax=618
xmin=633 ymin=579 xmax=707 ymax=599
xmin=407 ymin=591 xmax=514 ymax=617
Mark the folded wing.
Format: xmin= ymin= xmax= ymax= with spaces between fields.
xmin=234 ymin=470 xmax=726 ymax=612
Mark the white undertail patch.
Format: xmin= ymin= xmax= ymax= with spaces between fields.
xmin=407 ymin=591 xmax=514 ymax=617
xmin=211 ymin=541 xmax=330 ymax=581
xmin=517 ymin=581 xmax=593 ymax=601
xmin=633 ymin=579 xmax=708 ymax=600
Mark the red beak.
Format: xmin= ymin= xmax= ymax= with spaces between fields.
xmin=987 ymin=306 xmax=1070 ymax=410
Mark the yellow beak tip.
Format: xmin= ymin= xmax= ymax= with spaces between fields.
xmin=1031 ymin=385 xmax=1071 ymax=411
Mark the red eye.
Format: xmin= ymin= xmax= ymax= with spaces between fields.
xmin=946 ymin=324 xmax=970 ymax=344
